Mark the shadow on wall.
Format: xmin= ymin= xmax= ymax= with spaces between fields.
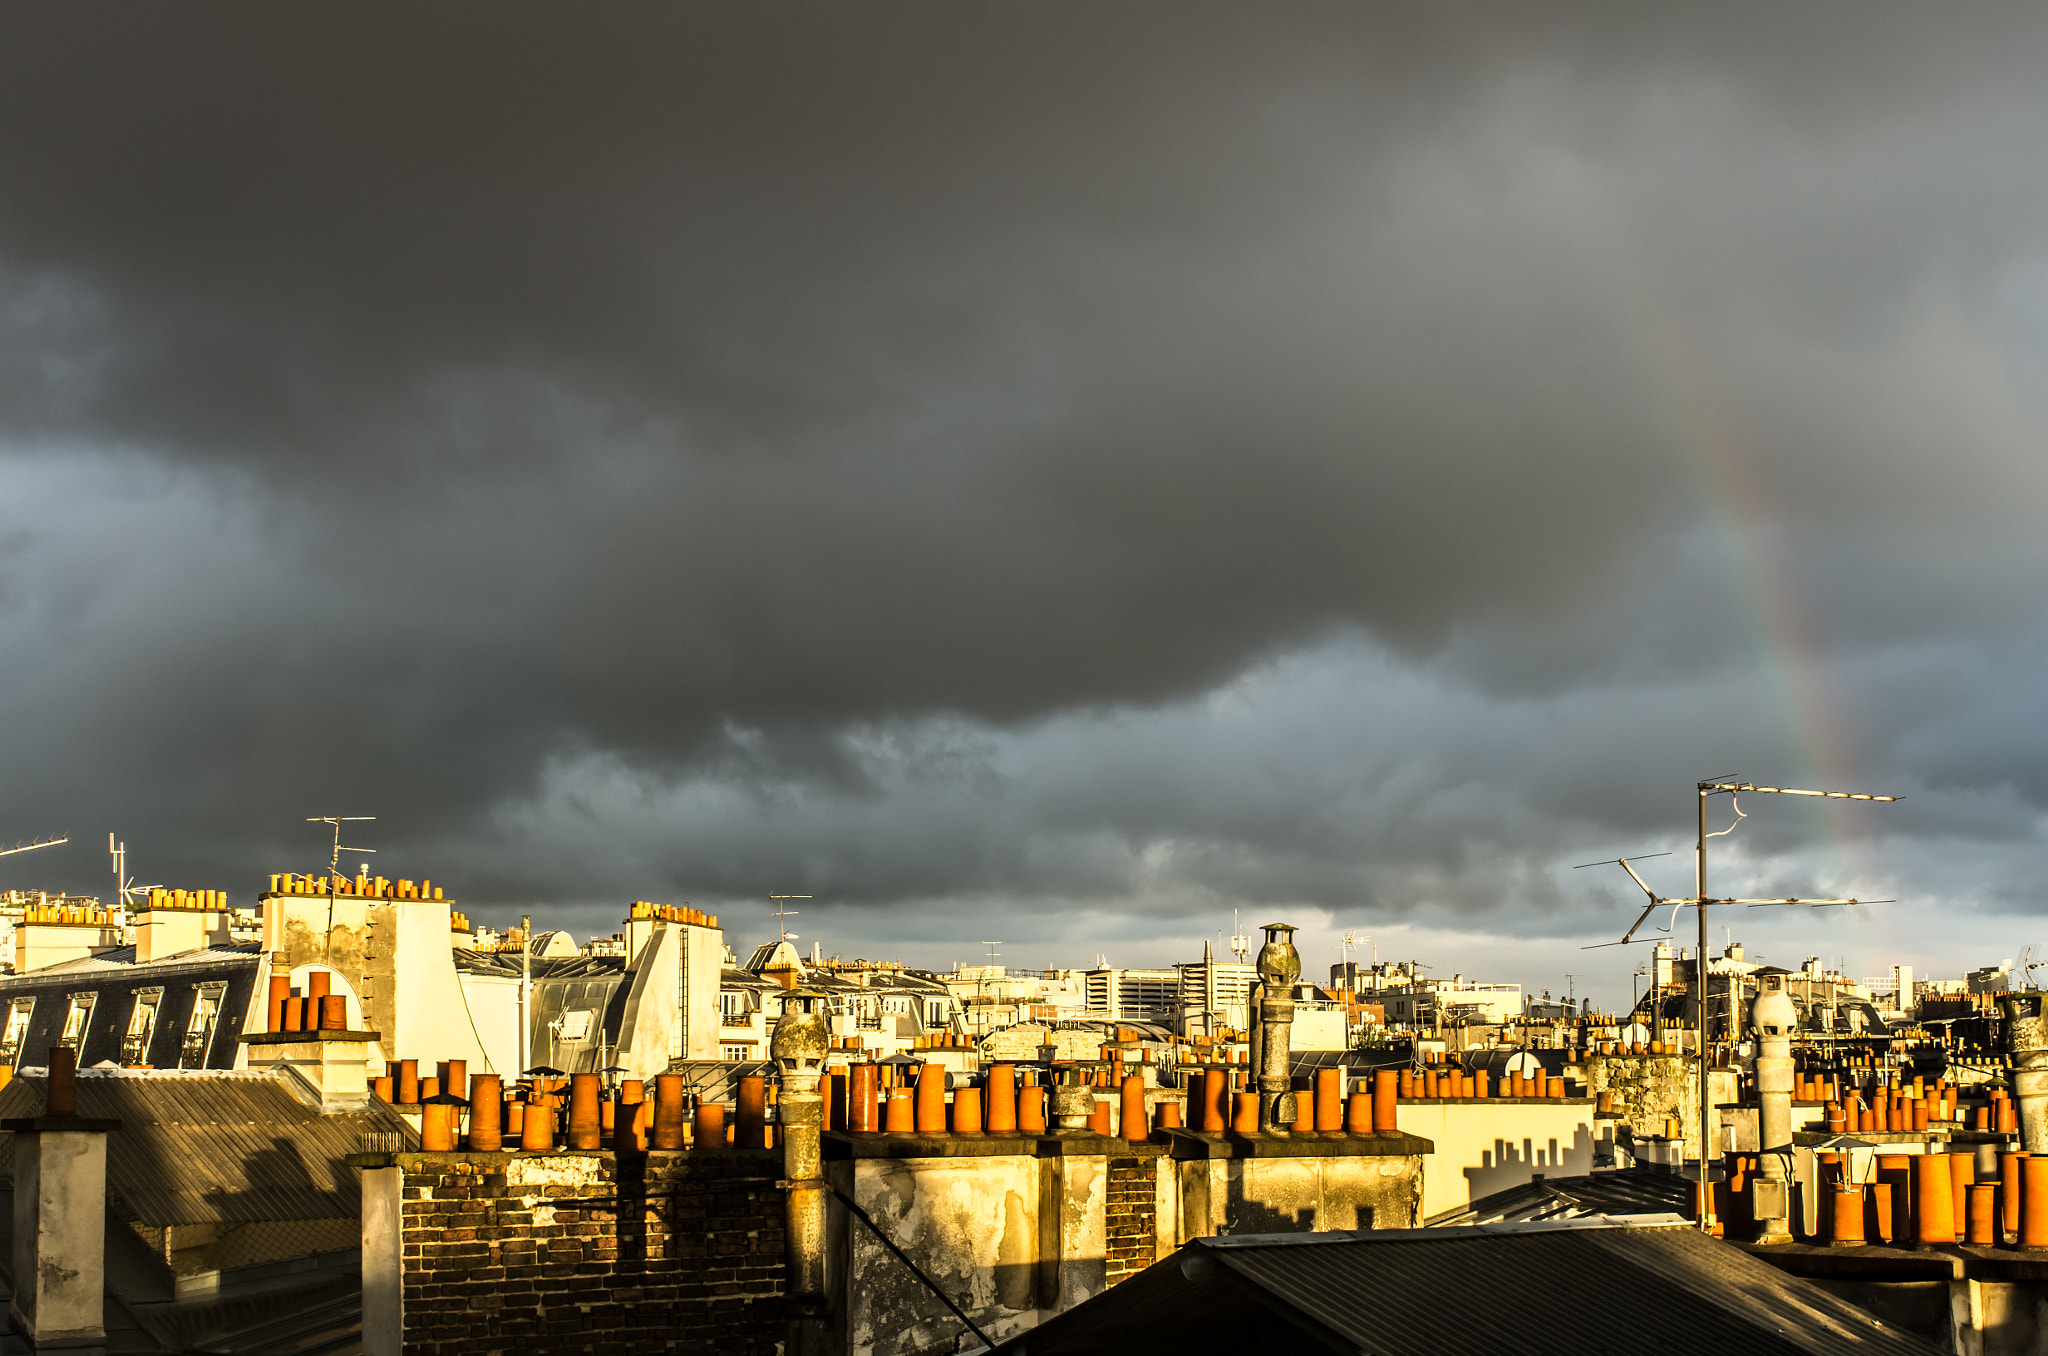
xmin=1464 ymin=1127 xmax=1596 ymax=1204
xmin=1224 ymin=1171 xmax=1316 ymax=1236
xmin=1221 ymin=1165 xmax=1377 ymax=1236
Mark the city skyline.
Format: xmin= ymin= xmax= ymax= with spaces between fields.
xmin=5 ymin=6 xmax=2048 ymax=1014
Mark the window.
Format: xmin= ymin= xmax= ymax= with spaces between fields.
xmin=181 ymin=984 xmax=225 ymax=1069
xmin=556 ymin=1009 xmax=593 ymax=1041
xmin=927 ymin=1002 xmax=947 ymax=1026
xmin=0 ymin=999 xmax=32 ymax=1064
xmin=62 ymin=993 xmax=95 ymax=1046
xmin=122 ymin=989 xmax=163 ymax=1066
xmin=721 ymin=1044 xmax=752 ymax=1061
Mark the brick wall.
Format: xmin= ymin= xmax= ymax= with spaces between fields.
xmin=398 ymin=1148 xmax=784 ymax=1355
xmin=1104 ymin=1155 xmax=1158 ymax=1287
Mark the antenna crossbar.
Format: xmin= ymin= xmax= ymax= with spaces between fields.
xmin=0 ymin=836 xmax=67 ymax=860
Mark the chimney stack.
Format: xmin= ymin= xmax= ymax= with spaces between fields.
xmin=770 ymin=989 xmax=830 ymax=1356
xmin=4 ymin=1047 xmax=121 ymax=1351
xmin=1254 ymin=924 xmax=1301 ymax=1134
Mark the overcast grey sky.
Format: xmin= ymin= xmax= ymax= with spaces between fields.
xmin=3 ymin=3 xmax=2046 ymax=1008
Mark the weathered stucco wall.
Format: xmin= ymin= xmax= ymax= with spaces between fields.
xmin=825 ymin=1143 xmax=1132 ymax=1356
xmin=1394 ymin=1099 xmax=1596 ymax=1221
xmin=1173 ymin=1151 xmax=1422 ymax=1241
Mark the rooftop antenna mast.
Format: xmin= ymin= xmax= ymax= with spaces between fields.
xmin=1228 ymin=911 xmax=1252 ymax=964
xmin=770 ymin=894 xmax=810 ymax=945
xmin=1579 ymin=778 xmax=1899 ymax=1235
xmin=307 ymin=816 xmax=375 ymax=962
xmin=107 ymin=834 xmax=156 ymax=917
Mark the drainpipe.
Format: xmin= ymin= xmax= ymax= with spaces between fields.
xmin=1254 ymin=924 xmax=1301 ymax=1134
xmin=2001 ymin=993 xmax=2048 ymax=1154
xmin=1752 ymin=981 xmax=1797 ymax=1245
xmin=4 ymin=1047 xmax=121 ymax=1351
xmin=771 ymin=988 xmax=830 ymax=1356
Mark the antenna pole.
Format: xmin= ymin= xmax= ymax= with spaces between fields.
xmin=770 ymin=894 xmax=812 ymax=945
xmin=1696 ymin=782 xmax=1710 ymax=1228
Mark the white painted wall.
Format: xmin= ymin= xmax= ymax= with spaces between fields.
xmin=458 ymin=972 xmax=521 ymax=1081
xmin=392 ymin=897 xmax=494 ymax=1074
xmin=615 ymin=923 xmax=681 ymax=1082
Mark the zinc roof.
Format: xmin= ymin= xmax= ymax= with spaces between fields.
xmin=0 ymin=1070 xmax=415 ymax=1227
xmin=991 ymin=1221 xmax=1939 ymax=1356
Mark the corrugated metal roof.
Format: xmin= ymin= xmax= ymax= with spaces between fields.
xmin=990 ymin=1222 xmax=1942 ymax=1356
xmin=1210 ymin=1225 xmax=1937 ymax=1356
xmin=0 ymin=1071 xmax=415 ymax=1228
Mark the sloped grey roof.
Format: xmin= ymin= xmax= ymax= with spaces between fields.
xmin=0 ymin=1070 xmax=415 ymax=1227
xmin=992 ymin=1221 xmax=1941 ymax=1356
xmin=656 ymin=1058 xmax=774 ymax=1105
xmin=452 ymin=948 xmax=623 ymax=979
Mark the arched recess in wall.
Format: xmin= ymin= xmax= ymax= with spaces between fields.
xmin=287 ymin=962 xmax=384 ymax=1074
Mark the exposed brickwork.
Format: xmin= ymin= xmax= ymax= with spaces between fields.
xmin=1104 ymin=1155 xmax=1158 ymax=1286
xmin=399 ymin=1149 xmax=783 ymax=1355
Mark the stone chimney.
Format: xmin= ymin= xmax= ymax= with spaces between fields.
xmin=2002 ymin=992 xmax=2048 ymax=1154
xmin=136 ymin=894 xmax=210 ymax=962
xmin=771 ymin=989 xmax=830 ymax=1356
xmin=3 ymin=1047 xmax=121 ymax=1350
xmin=1751 ymin=978 xmax=1797 ymax=1245
xmin=1255 ymin=923 xmax=1301 ymax=1134
xmin=241 ymin=1005 xmax=382 ymax=1113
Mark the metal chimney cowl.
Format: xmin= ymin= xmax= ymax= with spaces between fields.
xmin=1256 ymin=924 xmax=1301 ymax=990
xmin=770 ymin=988 xmax=830 ymax=1075
xmin=2000 ymin=993 xmax=2048 ymax=1154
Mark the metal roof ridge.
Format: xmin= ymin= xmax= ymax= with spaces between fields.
xmin=1199 ymin=1214 xmax=1691 ymax=1248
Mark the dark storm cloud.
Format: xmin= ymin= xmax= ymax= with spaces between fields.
xmin=3 ymin=2 xmax=2048 ymax=993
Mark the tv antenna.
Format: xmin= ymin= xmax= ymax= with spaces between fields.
xmin=770 ymin=894 xmax=810 ymax=944
xmin=1580 ymin=778 xmax=1899 ymax=1235
xmin=1228 ymin=911 xmax=1252 ymax=963
xmin=2022 ymin=947 xmax=2041 ymax=990
xmin=0 ymin=835 xmax=66 ymax=861
xmin=982 ymin=940 xmax=1001 ymax=965
xmin=307 ymin=816 xmax=376 ymax=877
xmin=107 ymin=834 xmax=157 ymax=914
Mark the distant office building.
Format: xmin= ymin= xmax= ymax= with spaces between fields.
xmin=1177 ymin=947 xmax=1258 ymax=1036
xmin=1082 ymin=966 xmax=1182 ymax=1022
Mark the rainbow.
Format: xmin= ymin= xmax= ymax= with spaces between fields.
xmin=1612 ymin=240 xmax=1899 ymax=953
